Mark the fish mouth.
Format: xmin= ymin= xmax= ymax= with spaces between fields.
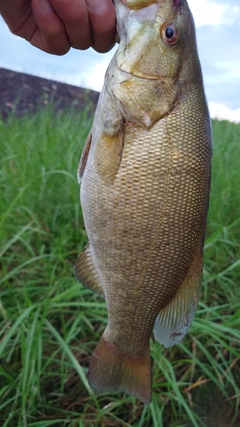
xmin=121 ymin=0 xmax=185 ymax=9
xmin=118 ymin=64 xmax=175 ymax=81
xmin=121 ymin=0 xmax=164 ymax=10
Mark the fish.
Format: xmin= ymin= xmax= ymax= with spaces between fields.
xmin=74 ymin=0 xmax=212 ymax=404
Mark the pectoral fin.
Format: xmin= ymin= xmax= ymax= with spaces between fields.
xmin=77 ymin=130 xmax=92 ymax=183
xmin=94 ymin=121 xmax=124 ymax=186
xmin=74 ymin=243 xmax=105 ymax=298
xmin=153 ymin=250 xmax=203 ymax=348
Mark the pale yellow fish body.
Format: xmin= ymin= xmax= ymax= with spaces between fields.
xmin=75 ymin=0 xmax=212 ymax=404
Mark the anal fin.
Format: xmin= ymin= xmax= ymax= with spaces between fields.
xmin=74 ymin=243 xmax=104 ymax=298
xmin=154 ymin=250 xmax=203 ymax=348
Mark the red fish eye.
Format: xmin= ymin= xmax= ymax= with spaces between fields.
xmin=162 ymin=24 xmax=179 ymax=45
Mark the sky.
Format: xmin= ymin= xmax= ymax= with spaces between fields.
xmin=0 ymin=0 xmax=240 ymax=122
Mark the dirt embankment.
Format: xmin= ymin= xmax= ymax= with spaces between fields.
xmin=0 ymin=67 xmax=99 ymax=119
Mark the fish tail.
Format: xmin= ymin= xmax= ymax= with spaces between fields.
xmin=88 ymin=335 xmax=152 ymax=404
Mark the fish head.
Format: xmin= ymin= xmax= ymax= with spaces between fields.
xmin=114 ymin=0 xmax=197 ymax=80
xmin=108 ymin=0 xmax=201 ymax=127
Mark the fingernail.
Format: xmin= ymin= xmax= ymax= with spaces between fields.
xmin=86 ymin=0 xmax=108 ymax=13
xmin=36 ymin=0 xmax=54 ymax=15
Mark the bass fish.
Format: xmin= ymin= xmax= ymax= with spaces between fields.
xmin=75 ymin=0 xmax=212 ymax=404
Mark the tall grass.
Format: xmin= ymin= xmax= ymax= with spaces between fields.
xmin=0 ymin=108 xmax=240 ymax=427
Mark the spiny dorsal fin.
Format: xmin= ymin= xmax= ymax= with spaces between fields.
xmin=153 ymin=250 xmax=203 ymax=348
xmin=74 ymin=244 xmax=105 ymax=298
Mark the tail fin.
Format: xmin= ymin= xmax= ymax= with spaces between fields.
xmin=88 ymin=335 xmax=152 ymax=404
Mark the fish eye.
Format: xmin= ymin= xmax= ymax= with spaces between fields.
xmin=166 ymin=26 xmax=175 ymax=39
xmin=162 ymin=24 xmax=179 ymax=45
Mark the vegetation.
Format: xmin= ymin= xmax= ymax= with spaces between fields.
xmin=0 ymin=106 xmax=240 ymax=426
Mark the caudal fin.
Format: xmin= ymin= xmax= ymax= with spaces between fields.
xmin=88 ymin=335 xmax=152 ymax=404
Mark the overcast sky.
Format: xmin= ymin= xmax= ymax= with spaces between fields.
xmin=0 ymin=0 xmax=239 ymax=121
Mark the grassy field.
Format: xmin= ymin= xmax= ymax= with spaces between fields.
xmin=0 ymin=106 xmax=240 ymax=427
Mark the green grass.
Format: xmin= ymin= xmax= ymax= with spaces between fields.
xmin=0 ymin=107 xmax=240 ymax=427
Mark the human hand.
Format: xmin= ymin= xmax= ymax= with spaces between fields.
xmin=0 ymin=0 xmax=116 ymax=54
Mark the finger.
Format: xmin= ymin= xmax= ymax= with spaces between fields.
xmin=49 ymin=0 xmax=93 ymax=50
xmin=31 ymin=0 xmax=70 ymax=54
xmin=0 ymin=0 xmax=31 ymax=33
xmin=86 ymin=0 xmax=116 ymax=53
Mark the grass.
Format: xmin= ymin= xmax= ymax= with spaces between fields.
xmin=0 ymin=106 xmax=240 ymax=427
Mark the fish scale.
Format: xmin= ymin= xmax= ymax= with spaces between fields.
xmin=74 ymin=0 xmax=212 ymax=403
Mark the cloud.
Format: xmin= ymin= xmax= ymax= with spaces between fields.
xmin=65 ymin=60 xmax=113 ymax=92
xmin=196 ymin=23 xmax=240 ymax=112
xmin=188 ymin=0 xmax=227 ymax=27
xmin=188 ymin=0 xmax=240 ymax=27
xmin=209 ymin=102 xmax=240 ymax=123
